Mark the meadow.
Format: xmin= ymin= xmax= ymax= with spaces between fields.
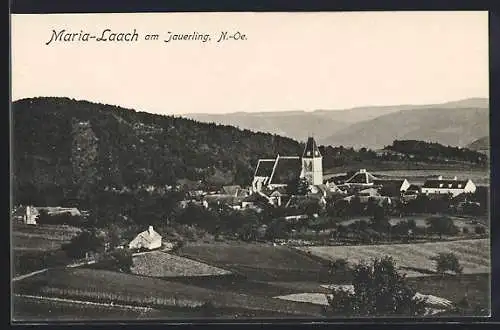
xmin=176 ymin=242 xmax=330 ymax=281
xmin=14 ymin=268 xmax=324 ymax=317
xmin=298 ymin=239 xmax=490 ymax=277
xmin=12 ymin=224 xmax=81 ymax=277
xmin=131 ymin=251 xmax=232 ymax=278
xmin=12 ymin=224 xmax=81 ymax=251
xmin=12 ymin=295 xmax=166 ymax=321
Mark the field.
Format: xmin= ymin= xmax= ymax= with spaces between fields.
xmin=131 ymin=251 xmax=232 ymax=278
xmin=298 ymin=239 xmax=490 ymax=277
xmin=11 ymin=225 xmax=491 ymax=319
xmin=176 ymin=242 xmax=330 ymax=281
xmin=11 ymin=224 xmax=81 ymax=277
xmin=12 ymin=295 xmax=169 ymax=321
xmin=13 ymin=268 xmax=324 ymax=317
xmin=408 ymin=273 xmax=490 ymax=315
xmin=12 ymin=224 xmax=81 ymax=252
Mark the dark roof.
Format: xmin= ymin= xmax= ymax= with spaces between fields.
xmin=255 ymin=159 xmax=276 ymax=177
xmin=407 ymin=184 xmax=421 ymax=191
xmin=204 ymin=194 xmax=242 ymax=205
xmin=302 ymin=137 xmax=322 ymax=158
xmin=373 ymin=179 xmax=405 ymax=186
xmin=243 ymin=194 xmax=261 ymax=202
xmin=346 ymin=171 xmax=378 ymax=184
xmin=423 ymin=180 xmax=469 ymax=189
xmin=271 ymin=186 xmax=288 ymax=194
xmin=270 ymin=156 xmax=301 ymax=184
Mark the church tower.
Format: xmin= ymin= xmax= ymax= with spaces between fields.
xmin=300 ymin=137 xmax=323 ymax=185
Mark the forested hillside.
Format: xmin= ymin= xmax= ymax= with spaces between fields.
xmin=12 ymin=97 xmax=303 ymax=206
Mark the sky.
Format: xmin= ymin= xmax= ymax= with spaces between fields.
xmin=11 ymin=11 xmax=489 ymax=115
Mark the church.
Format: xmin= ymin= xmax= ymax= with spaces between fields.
xmin=251 ymin=137 xmax=325 ymax=194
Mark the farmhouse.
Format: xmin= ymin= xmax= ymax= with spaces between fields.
xmin=11 ymin=205 xmax=39 ymax=225
xmin=252 ymin=136 xmax=324 ymax=195
xmin=129 ymin=225 xmax=162 ymax=250
xmin=421 ymin=176 xmax=476 ymax=197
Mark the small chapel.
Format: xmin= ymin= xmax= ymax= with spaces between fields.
xmin=251 ymin=136 xmax=325 ymax=194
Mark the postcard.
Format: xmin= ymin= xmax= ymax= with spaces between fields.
xmin=10 ymin=11 xmax=490 ymax=321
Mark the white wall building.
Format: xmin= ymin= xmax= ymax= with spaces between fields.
xmin=128 ymin=225 xmax=162 ymax=250
xmin=421 ymin=176 xmax=476 ymax=197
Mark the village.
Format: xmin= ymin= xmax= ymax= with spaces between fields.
xmin=12 ymin=136 xmax=488 ymax=259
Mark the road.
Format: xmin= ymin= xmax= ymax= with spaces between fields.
xmin=12 ymin=259 xmax=96 ymax=282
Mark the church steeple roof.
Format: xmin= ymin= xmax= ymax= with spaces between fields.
xmin=302 ymin=137 xmax=321 ymax=158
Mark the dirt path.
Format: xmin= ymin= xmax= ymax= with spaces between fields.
xmin=12 ymin=268 xmax=48 ymax=282
xmin=13 ymin=259 xmax=96 ymax=282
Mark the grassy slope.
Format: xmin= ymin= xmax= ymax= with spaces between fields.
xmin=408 ymin=273 xmax=490 ymax=315
xmin=299 ymin=239 xmax=490 ymax=276
xmin=13 ymin=268 xmax=324 ymax=317
xmin=131 ymin=251 xmax=232 ymax=278
xmin=176 ymin=242 xmax=330 ymax=281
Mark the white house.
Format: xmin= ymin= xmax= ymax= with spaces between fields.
xmin=128 ymin=225 xmax=162 ymax=250
xmin=421 ymin=176 xmax=476 ymax=198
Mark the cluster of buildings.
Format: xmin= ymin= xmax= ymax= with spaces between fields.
xmin=178 ymin=136 xmax=478 ymax=213
xmin=14 ymin=136 xmax=480 ymax=228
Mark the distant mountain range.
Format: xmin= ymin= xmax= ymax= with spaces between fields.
xmin=184 ymin=98 xmax=489 ymax=149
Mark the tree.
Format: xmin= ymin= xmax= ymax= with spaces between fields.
xmin=62 ymin=229 xmax=105 ymax=259
xmin=474 ymin=225 xmax=486 ymax=235
xmin=426 ymin=216 xmax=459 ymax=239
xmin=431 ymin=252 xmax=463 ymax=275
xmin=296 ymin=177 xmax=310 ymax=196
xmin=265 ymin=217 xmax=289 ymax=240
xmin=329 ymin=258 xmax=351 ymax=279
xmin=371 ymin=205 xmax=391 ymax=233
xmin=100 ymin=249 xmax=134 ymax=273
xmin=325 ymin=256 xmax=427 ymax=316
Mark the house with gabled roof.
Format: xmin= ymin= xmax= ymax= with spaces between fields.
xmin=421 ymin=176 xmax=476 ymax=198
xmin=128 ymin=225 xmax=162 ymax=250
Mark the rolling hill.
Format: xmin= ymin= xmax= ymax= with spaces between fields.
xmin=318 ymin=107 xmax=489 ymax=150
xmin=11 ymin=97 xmax=303 ymax=205
xmin=184 ymin=98 xmax=488 ymax=144
xmin=467 ymin=136 xmax=489 ymax=154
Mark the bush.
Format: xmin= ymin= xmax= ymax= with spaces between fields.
xmin=325 ymin=256 xmax=426 ymax=316
xmin=426 ymin=216 xmax=459 ymax=238
xmin=462 ymin=227 xmax=469 ymax=234
xmin=431 ymin=252 xmax=463 ymax=275
xmin=98 ymin=249 xmax=134 ymax=273
xmin=329 ymin=258 xmax=350 ymax=275
xmin=474 ymin=225 xmax=486 ymax=235
xmin=62 ymin=229 xmax=105 ymax=259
